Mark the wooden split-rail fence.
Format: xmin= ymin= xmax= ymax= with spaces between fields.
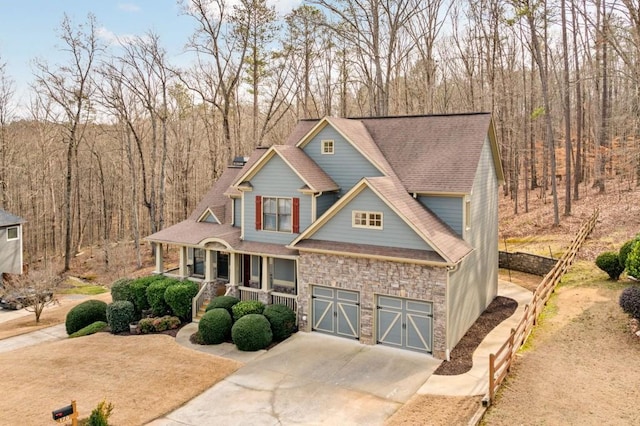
xmin=487 ymin=208 xmax=600 ymax=405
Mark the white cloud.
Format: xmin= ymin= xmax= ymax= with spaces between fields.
xmin=118 ymin=3 xmax=141 ymax=13
xmin=96 ymin=26 xmax=138 ymax=47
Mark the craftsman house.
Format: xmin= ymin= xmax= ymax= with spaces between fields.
xmin=0 ymin=209 xmax=25 ymax=275
xmin=146 ymin=113 xmax=504 ymax=359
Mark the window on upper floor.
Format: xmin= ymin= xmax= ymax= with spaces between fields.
xmin=7 ymin=226 xmax=18 ymax=241
xmin=256 ymin=196 xmax=300 ymax=233
xmin=321 ymin=139 xmax=334 ymax=154
xmin=352 ymin=211 xmax=383 ymax=229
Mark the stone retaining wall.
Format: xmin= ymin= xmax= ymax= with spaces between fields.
xmin=499 ymin=251 xmax=556 ymax=276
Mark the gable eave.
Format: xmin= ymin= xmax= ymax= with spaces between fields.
xmin=197 ymin=207 xmax=221 ymax=224
xmin=488 ymin=118 xmax=505 ymax=185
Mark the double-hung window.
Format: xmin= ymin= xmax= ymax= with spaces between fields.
xmin=263 ymin=197 xmax=292 ymax=232
xmin=352 ymin=211 xmax=383 ymax=229
xmin=6 ymin=226 xmax=18 ymax=241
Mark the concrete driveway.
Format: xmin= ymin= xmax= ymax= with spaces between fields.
xmin=149 ymin=332 xmax=441 ymax=425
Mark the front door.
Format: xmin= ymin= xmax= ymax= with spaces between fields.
xmin=311 ymin=286 xmax=359 ymax=339
xmin=243 ymin=255 xmax=251 ymax=286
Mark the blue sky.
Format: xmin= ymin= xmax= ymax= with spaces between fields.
xmin=0 ymin=1 xmax=301 ymax=114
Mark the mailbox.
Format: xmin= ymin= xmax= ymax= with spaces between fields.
xmin=52 ymin=404 xmax=74 ymax=421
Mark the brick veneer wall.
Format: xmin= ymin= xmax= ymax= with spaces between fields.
xmin=297 ymin=252 xmax=448 ymax=359
xmin=498 ymin=251 xmax=556 ymax=276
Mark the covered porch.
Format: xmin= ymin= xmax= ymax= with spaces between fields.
xmin=152 ymin=241 xmax=298 ymax=319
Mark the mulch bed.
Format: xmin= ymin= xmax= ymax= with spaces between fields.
xmin=434 ymin=296 xmax=517 ymax=375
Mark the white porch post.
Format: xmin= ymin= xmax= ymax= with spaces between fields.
xmin=261 ymin=256 xmax=269 ymax=291
xmin=154 ymin=243 xmax=164 ymax=274
xmin=205 ymin=250 xmax=215 ymax=282
xmin=230 ymin=253 xmax=237 ymax=285
xmin=179 ymin=246 xmax=188 ymax=278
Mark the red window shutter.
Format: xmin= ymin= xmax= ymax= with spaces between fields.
xmin=255 ymin=196 xmax=262 ymax=230
xmin=292 ymin=197 xmax=300 ymax=233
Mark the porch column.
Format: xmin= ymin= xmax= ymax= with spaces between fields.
xmin=261 ymin=256 xmax=270 ymax=291
xmin=229 ymin=253 xmax=237 ymax=285
xmin=154 ymin=243 xmax=164 ymax=274
xmin=179 ymin=246 xmax=188 ymax=278
xmin=205 ymin=250 xmax=215 ymax=282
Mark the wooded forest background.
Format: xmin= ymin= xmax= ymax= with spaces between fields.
xmin=0 ymin=0 xmax=639 ymax=273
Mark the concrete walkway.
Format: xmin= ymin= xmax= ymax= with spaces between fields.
xmin=0 ymin=324 xmax=67 ymax=353
xmin=418 ymin=280 xmax=534 ymax=396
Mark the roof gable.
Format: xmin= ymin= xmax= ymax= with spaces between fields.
xmin=232 ymin=145 xmax=338 ymax=193
xmin=197 ymin=208 xmax=221 ymax=224
xmin=0 ymin=209 xmax=25 ymax=227
xmin=291 ymin=177 xmax=472 ymax=264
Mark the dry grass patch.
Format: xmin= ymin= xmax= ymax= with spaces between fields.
xmin=0 ymin=293 xmax=112 ymax=340
xmin=0 ymin=333 xmax=241 ymax=425
xmin=385 ymin=395 xmax=482 ymax=425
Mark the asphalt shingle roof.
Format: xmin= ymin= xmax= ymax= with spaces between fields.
xmin=0 ymin=209 xmax=24 ymax=227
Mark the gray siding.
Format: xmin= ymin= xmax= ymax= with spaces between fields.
xmin=419 ymin=196 xmax=463 ymax=235
xmin=312 ymin=187 xmax=433 ymax=251
xmin=0 ymin=225 xmax=22 ymax=274
xmin=243 ymin=154 xmax=311 ymax=245
xmin=447 ymin=137 xmax=499 ymax=352
xmin=302 ymin=126 xmax=383 ymax=194
xmin=233 ymin=198 xmax=241 ymax=227
xmin=315 ymin=192 xmax=338 ymax=220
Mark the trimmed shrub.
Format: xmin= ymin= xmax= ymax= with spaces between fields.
xmin=619 ymin=238 xmax=639 ymax=270
xmin=263 ymin=304 xmax=296 ymax=341
xmin=147 ymin=278 xmax=181 ymax=316
xmin=231 ymin=300 xmax=265 ymax=322
xmin=625 ymin=239 xmax=640 ymax=278
xmin=65 ymin=299 xmax=108 ymax=335
xmin=129 ymin=276 xmax=162 ymax=315
xmin=205 ymin=295 xmax=240 ymax=316
xmin=231 ymin=314 xmax=272 ymax=351
xmin=68 ymin=321 xmax=108 ymax=338
xmin=619 ymin=286 xmax=640 ymax=320
xmin=595 ymin=251 xmax=625 ymax=280
xmin=198 ymin=308 xmax=233 ymax=344
xmin=165 ymin=281 xmax=199 ymax=321
xmin=139 ymin=315 xmax=181 ymax=334
xmin=106 ymin=301 xmax=136 ymax=334
xmin=110 ymin=278 xmax=133 ymax=302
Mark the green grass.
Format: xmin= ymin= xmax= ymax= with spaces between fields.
xmin=59 ymin=278 xmax=108 ymax=295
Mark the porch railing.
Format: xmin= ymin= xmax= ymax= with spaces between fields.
xmin=238 ymin=286 xmax=261 ymax=302
xmin=192 ymin=282 xmax=209 ymax=322
xmin=271 ymin=291 xmax=298 ymax=313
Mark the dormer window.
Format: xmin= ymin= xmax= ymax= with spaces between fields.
xmin=322 ymin=140 xmax=334 ymax=154
xmin=352 ymin=211 xmax=383 ymax=229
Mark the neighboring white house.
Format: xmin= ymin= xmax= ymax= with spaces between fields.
xmin=0 ymin=209 xmax=25 ymax=275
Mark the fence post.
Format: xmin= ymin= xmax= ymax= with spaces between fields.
xmin=489 ymin=353 xmax=496 ymax=403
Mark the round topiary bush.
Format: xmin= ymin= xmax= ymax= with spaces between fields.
xmin=231 ymin=300 xmax=265 ymax=322
xmin=619 ymin=238 xmax=639 ymax=270
xmin=263 ymin=304 xmax=296 ymax=341
xmin=205 ymin=295 xmax=240 ymax=316
xmin=595 ymin=251 xmax=625 ymax=280
xmin=65 ymin=299 xmax=108 ymax=335
xmin=129 ymin=276 xmax=163 ymax=315
xmin=106 ymin=300 xmax=136 ymax=334
xmin=146 ymin=278 xmax=180 ymax=316
xmin=231 ymin=314 xmax=272 ymax=351
xmin=110 ymin=278 xmax=133 ymax=302
xmin=625 ymin=240 xmax=640 ymax=279
xmin=619 ymin=286 xmax=640 ymax=320
xmin=165 ymin=281 xmax=199 ymax=321
xmin=198 ymin=308 xmax=232 ymax=344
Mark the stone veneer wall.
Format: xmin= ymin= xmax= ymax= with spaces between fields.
xmin=297 ymin=252 xmax=448 ymax=359
xmin=498 ymin=251 xmax=556 ymax=276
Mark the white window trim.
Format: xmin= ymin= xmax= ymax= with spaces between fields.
xmin=321 ymin=139 xmax=334 ymax=155
xmin=262 ymin=196 xmax=293 ymax=233
xmin=465 ymin=198 xmax=471 ymax=230
xmin=352 ymin=211 xmax=383 ymax=230
xmin=6 ymin=226 xmax=19 ymax=241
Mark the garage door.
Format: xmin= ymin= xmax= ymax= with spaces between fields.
xmin=312 ymin=286 xmax=359 ymax=339
xmin=377 ymin=296 xmax=432 ymax=353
